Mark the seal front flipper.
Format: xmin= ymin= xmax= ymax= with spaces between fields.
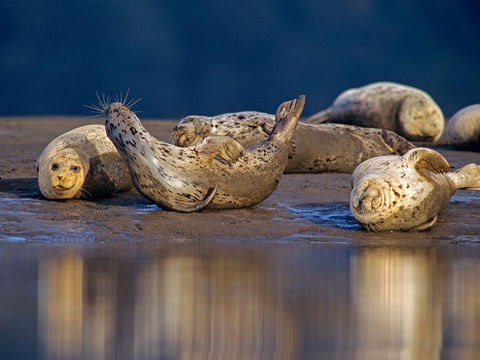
xmin=405 ymin=148 xmax=450 ymax=179
xmin=410 ymin=215 xmax=438 ymax=231
xmin=172 ymin=117 xmax=211 ymax=147
xmin=193 ymin=136 xmax=245 ymax=164
xmin=164 ymin=186 xmax=217 ymax=213
xmin=450 ymin=163 xmax=480 ymax=190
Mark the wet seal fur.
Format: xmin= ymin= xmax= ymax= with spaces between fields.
xmin=37 ymin=124 xmax=133 ymax=199
xmin=447 ymin=104 xmax=480 ymax=150
xmin=350 ymin=147 xmax=480 ymax=231
xmin=103 ymin=96 xmax=305 ymax=212
xmin=306 ymin=82 xmax=445 ymax=142
xmin=173 ymin=112 xmax=414 ymax=173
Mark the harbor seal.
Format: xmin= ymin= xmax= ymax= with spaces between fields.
xmin=102 ymin=96 xmax=305 ymax=212
xmin=350 ymin=147 xmax=480 ymax=231
xmin=172 ymin=112 xmax=414 ymax=173
xmin=447 ymin=104 xmax=480 ymax=150
xmin=306 ymin=82 xmax=445 ymax=142
xmin=37 ymin=124 xmax=133 ymax=199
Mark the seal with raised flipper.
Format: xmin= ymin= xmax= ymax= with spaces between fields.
xmin=305 ymin=82 xmax=445 ymax=142
xmin=447 ymin=104 xmax=480 ymax=150
xmin=37 ymin=124 xmax=133 ymax=199
xmin=350 ymin=147 xmax=480 ymax=231
xmin=172 ymin=112 xmax=414 ymax=173
xmin=102 ymin=96 xmax=305 ymax=212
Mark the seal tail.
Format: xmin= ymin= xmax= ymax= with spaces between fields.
xmin=304 ymin=108 xmax=331 ymax=124
xmin=450 ymin=163 xmax=480 ymax=190
xmin=270 ymin=95 xmax=305 ymax=143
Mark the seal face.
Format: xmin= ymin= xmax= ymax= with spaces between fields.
xmin=305 ymin=82 xmax=445 ymax=142
xmin=103 ymin=96 xmax=305 ymax=212
xmin=350 ymin=148 xmax=480 ymax=231
xmin=447 ymin=104 xmax=480 ymax=150
xmin=37 ymin=125 xmax=133 ymax=199
xmin=172 ymin=113 xmax=414 ymax=173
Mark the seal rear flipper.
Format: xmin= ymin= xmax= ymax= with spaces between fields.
xmin=271 ymin=95 xmax=306 ymax=142
xmin=194 ymin=136 xmax=245 ymax=164
xmin=304 ymin=108 xmax=331 ymax=124
xmin=410 ymin=215 xmax=437 ymax=231
xmin=450 ymin=163 xmax=480 ymax=190
xmin=165 ymin=186 xmax=217 ymax=212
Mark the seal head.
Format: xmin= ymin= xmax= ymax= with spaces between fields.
xmin=38 ymin=148 xmax=88 ymax=199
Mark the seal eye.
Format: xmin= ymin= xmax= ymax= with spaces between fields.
xmin=70 ymin=165 xmax=80 ymax=172
xmin=51 ymin=164 xmax=59 ymax=171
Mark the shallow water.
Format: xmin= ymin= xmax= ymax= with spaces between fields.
xmin=0 ymin=239 xmax=479 ymax=359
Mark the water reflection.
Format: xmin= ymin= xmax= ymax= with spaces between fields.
xmin=350 ymin=247 xmax=441 ymax=359
xmin=30 ymin=244 xmax=480 ymax=359
xmin=37 ymin=250 xmax=295 ymax=359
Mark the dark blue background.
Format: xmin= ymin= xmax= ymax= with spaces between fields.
xmin=1 ymin=0 xmax=479 ymax=118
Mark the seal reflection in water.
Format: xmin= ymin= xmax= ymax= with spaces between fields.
xmin=37 ymin=125 xmax=133 ymax=199
xmin=350 ymin=148 xmax=480 ymax=231
xmin=103 ymin=95 xmax=305 ymax=212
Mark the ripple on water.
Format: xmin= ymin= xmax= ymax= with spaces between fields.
xmin=132 ymin=203 xmax=161 ymax=215
xmin=0 ymin=196 xmax=97 ymax=242
xmin=287 ymin=202 xmax=361 ymax=230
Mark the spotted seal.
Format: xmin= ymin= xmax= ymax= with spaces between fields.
xmin=306 ymin=82 xmax=445 ymax=142
xmin=37 ymin=124 xmax=133 ymax=199
xmin=447 ymin=104 xmax=480 ymax=150
xmin=350 ymin=147 xmax=480 ymax=231
xmin=102 ymin=96 xmax=305 ymax=212
xmin=172 ymin=112 xmax=414 ymax=173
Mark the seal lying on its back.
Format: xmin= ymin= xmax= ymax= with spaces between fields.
xmin=172 ymin=112 xmax=414 ymax=173
xmin=37 ymin=125 xmax=133 ymax=199
xmin=447 ymin=104 xmax=480 ymax=150
xmin=350 ymin=148 xmax=480 ymax=231
xmin=306 ymin=82 xmax=445 ymax=142
xmin=103 ymin=96 xmax=305 ymax=212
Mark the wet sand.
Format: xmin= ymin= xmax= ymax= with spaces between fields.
xmin=1 ymin=116 xmax=480 ymax=244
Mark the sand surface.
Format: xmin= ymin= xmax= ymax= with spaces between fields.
xmin=1 ymin=116 xmax=480 ymax=244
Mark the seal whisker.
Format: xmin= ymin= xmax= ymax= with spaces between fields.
xmin=84 ymin=103 xmax=104 ymax=117
xmin=96 ymin=91 xmax=106 ymax=110
xmin=122 ymin=89 xmax=131 ymax=105
xmin=126 ymin=96 xmax=143 ymax=109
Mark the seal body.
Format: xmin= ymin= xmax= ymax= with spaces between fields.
xmin=350 ymin=148 xmax=480 ymax=231
xmin=447 ymin=104 xmax=480 ymax=150
xmin=103 ymin=96 xmax=305 ymax=212
xmin=306 ymin=82 xmax=445 ymax=142
xmin=173 ymin=112 xmax=414 ymax=173
xmin=37 ymin=125 xmax=133 ymax=199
